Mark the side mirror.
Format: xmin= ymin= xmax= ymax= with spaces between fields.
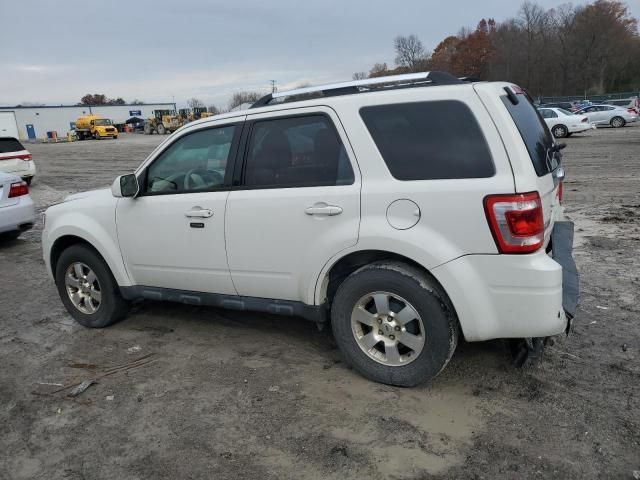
xmin=111 ymin=174 xmax=139 ymax=198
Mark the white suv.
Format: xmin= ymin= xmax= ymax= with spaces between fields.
xmin=42 ymin=72 xmax=578 ymax=386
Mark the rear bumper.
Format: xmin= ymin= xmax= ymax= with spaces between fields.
xmin=432 ymin=221 xmax=578 ymax=341
xmin=0 ymin=195 xmax=36 ymax=234
xmin=0 ymin=160 xmax=36 ymax=178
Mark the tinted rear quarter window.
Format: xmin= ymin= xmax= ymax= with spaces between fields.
xmin=501 ymin=95 xmax=558 ymax=177
xmin=0 ymin=138 xmax=25 ymax=153
xmin=360 ymin=100 xmax=494 ymax=180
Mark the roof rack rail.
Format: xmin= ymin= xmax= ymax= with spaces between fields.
xmin=251 ymin=71 xmax=463 ymax=108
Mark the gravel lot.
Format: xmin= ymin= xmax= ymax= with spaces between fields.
xmin=1 ymin=126 xmax=639 ymax=479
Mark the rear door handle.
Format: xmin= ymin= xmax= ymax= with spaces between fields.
xmin=185 ymin=207 xmax=213 ymax=218
xmin=305 ymin=202 xmax=343 ymax=216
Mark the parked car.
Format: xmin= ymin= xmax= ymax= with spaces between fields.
xmin=574 ymin=104 xmax=638 ymax=128
xmin=0 ymin=172 xmax=36 ymax=240
xmin=42 ymin=72 xmax=578 ymax=387
xmin=538 ymin=107 xmax=593 ymax=138
xmin=540 ymin=101 xmax=579 ymax=112
xmin=603 ymin=98 xmax=639 ymax=115
xmin=0 ymin=137 xmax=36 ymax=185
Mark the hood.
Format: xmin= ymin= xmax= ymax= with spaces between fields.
xmin=64 ymin=188 xmax=111 ymax=203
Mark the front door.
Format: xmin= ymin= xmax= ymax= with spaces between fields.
xmin=116 ymin=122 xmax=242 ymax=294
xmin=225 ymin=108 xmax=361 ymax=302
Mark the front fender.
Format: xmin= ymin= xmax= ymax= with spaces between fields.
xmin=43 ymin=208 xmax=131 ymax=287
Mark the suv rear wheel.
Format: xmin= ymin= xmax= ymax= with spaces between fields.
xmin=55 ymin=244 xmax=129 ymax=328
xmin=331 ymin=261 xmax=458 ymax=386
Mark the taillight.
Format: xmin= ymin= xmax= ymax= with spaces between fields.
xmin=0 ymin=153 xmax=32 ymax=161
xmin=557 ymin=181 xmax=564 ymax=203
xmin=484 ymin=192 xmax=544 ymax=254
xmin=8 ymin=181 xmax=29 ymax=198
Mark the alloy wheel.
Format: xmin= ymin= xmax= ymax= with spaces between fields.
xmin=65 ymin=262 xmax=102 ymax=314
xmin=351 ymin=291 xmax=425 ymax=366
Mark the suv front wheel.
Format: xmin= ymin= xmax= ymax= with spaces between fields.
xmin=55 ymin=244 xmax=129 ymax=328
xmin=331 ymin=261 xmax=458 ymax=387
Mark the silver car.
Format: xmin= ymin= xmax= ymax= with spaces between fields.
xmin=574 ymin=104 xmax=638 ymax=128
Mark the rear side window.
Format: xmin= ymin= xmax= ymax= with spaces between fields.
xmin=501 ymin=95 xmax=558 ymax=177
xmin=359 ymin=101 xmax=494 ymax=180
xmin=0 ymin=138 xmax=25 ymax=153
xmin=243 ymin=115 xmax=354 ymax=188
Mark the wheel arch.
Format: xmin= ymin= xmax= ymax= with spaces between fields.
xmin=50 ymin=235 xmax=106 ymax=278
xmin=317 ymin=249 xmax=458 ymax=320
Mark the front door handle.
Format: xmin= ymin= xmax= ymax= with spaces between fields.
xmin=305 ymin=202 xmax=343 ymax=216
xmin=185 ymin=207 xmax=213 ymax=218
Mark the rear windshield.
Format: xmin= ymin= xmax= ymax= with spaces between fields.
xmin=501 ymin=95 xmax=559 ymax=177
xmin=0 ymin=138 xmax=25 ymax=153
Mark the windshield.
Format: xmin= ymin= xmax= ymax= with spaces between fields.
xmin=558 ymin=108 xmax=574 ymax=116
xmin=94 ymin=119 xmax=112 ymax=126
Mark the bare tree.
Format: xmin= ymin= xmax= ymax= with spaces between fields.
xmin=394 ymin=35 xmax=427 ymax=71
xmin=352 ymin=72 xmax=367 ymax=80
xmin=187 ymin=98 xmax=206 ymax=109
xmin=228 ymin=91 xmax=262 ymax=110
xmin=368 ymin=63 xmax=389 ymax=77
xmin=207 ymin=105 xmax=220 ymax=114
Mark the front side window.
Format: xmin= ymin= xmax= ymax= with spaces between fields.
xmin=360 ymin=100 xmax=494 ymax=180
xmin=243 ymin=115 xmax=354 ymax=188
xmin=145 ymin=125 xmax=236 ymax=194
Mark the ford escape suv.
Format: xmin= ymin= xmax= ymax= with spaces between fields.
xmin=42 ymin=72 xmax=578 ymax=386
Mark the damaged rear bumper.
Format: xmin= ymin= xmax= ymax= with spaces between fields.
xmin=551 ymin=221 xmax=579 ymax=330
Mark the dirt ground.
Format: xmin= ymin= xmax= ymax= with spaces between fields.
xmin=1 ymin=126 xmax=638 ymax=480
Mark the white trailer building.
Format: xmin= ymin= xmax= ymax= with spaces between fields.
xmin=0 ymin=103 xmax=176 ymax=140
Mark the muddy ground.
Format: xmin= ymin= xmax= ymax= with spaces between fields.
xmin=1 ymin=127 xmax=638 ymax=479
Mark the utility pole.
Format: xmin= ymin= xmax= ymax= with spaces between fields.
xmin=270 ymin=80 xmax=277 ymax=94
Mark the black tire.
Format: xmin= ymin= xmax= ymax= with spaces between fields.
xmin=610 ymin=116 xmax=625 ymax=128
xmin=55 ymin=244 xmax=129 ymax=328
xmin=331 ymin=261 xmax=458 ymax=387
xmin=156 ymin=123 xmax=166 ymax=135
xmin=565 ymin=132 xmax=573 ymax=137
xmin=552 ymin=124 xmax=568 ymax=138
xmin=24 ymin=177 xmax=33 ymax=186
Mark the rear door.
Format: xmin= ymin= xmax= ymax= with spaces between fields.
xmin=224 ymin=107 xmax=360 ymax=302
xmin=475 ymin=84 xmax=562 ymax=245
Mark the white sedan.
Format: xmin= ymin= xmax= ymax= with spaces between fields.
xmin=574 ymin=104 xmax=638 ymax=128
xmin=0 ymin=137 xmax=37 ymax=184
xmin=0 ymin=172 xmax=36 ymax=240
xmin=538 ymin=108 xmax=593 ymax=138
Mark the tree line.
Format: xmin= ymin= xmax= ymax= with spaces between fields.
xmin=355 ymin=0 xmax=639 ymax=97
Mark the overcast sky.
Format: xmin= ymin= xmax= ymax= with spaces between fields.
xmin=1 ymin=0 xmax=638 ymax=108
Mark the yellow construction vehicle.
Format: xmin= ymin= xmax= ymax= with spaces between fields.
xmin=143 ymin=110 xmax=183 ymax=135
xmin=75 ymin=115 xmax=118 ymax=140
xmin=179 ymin=107 xmax=213 ymax=124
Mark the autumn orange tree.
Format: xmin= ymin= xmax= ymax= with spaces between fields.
xmin=356 ymin=0 xmax=639 ymax=95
